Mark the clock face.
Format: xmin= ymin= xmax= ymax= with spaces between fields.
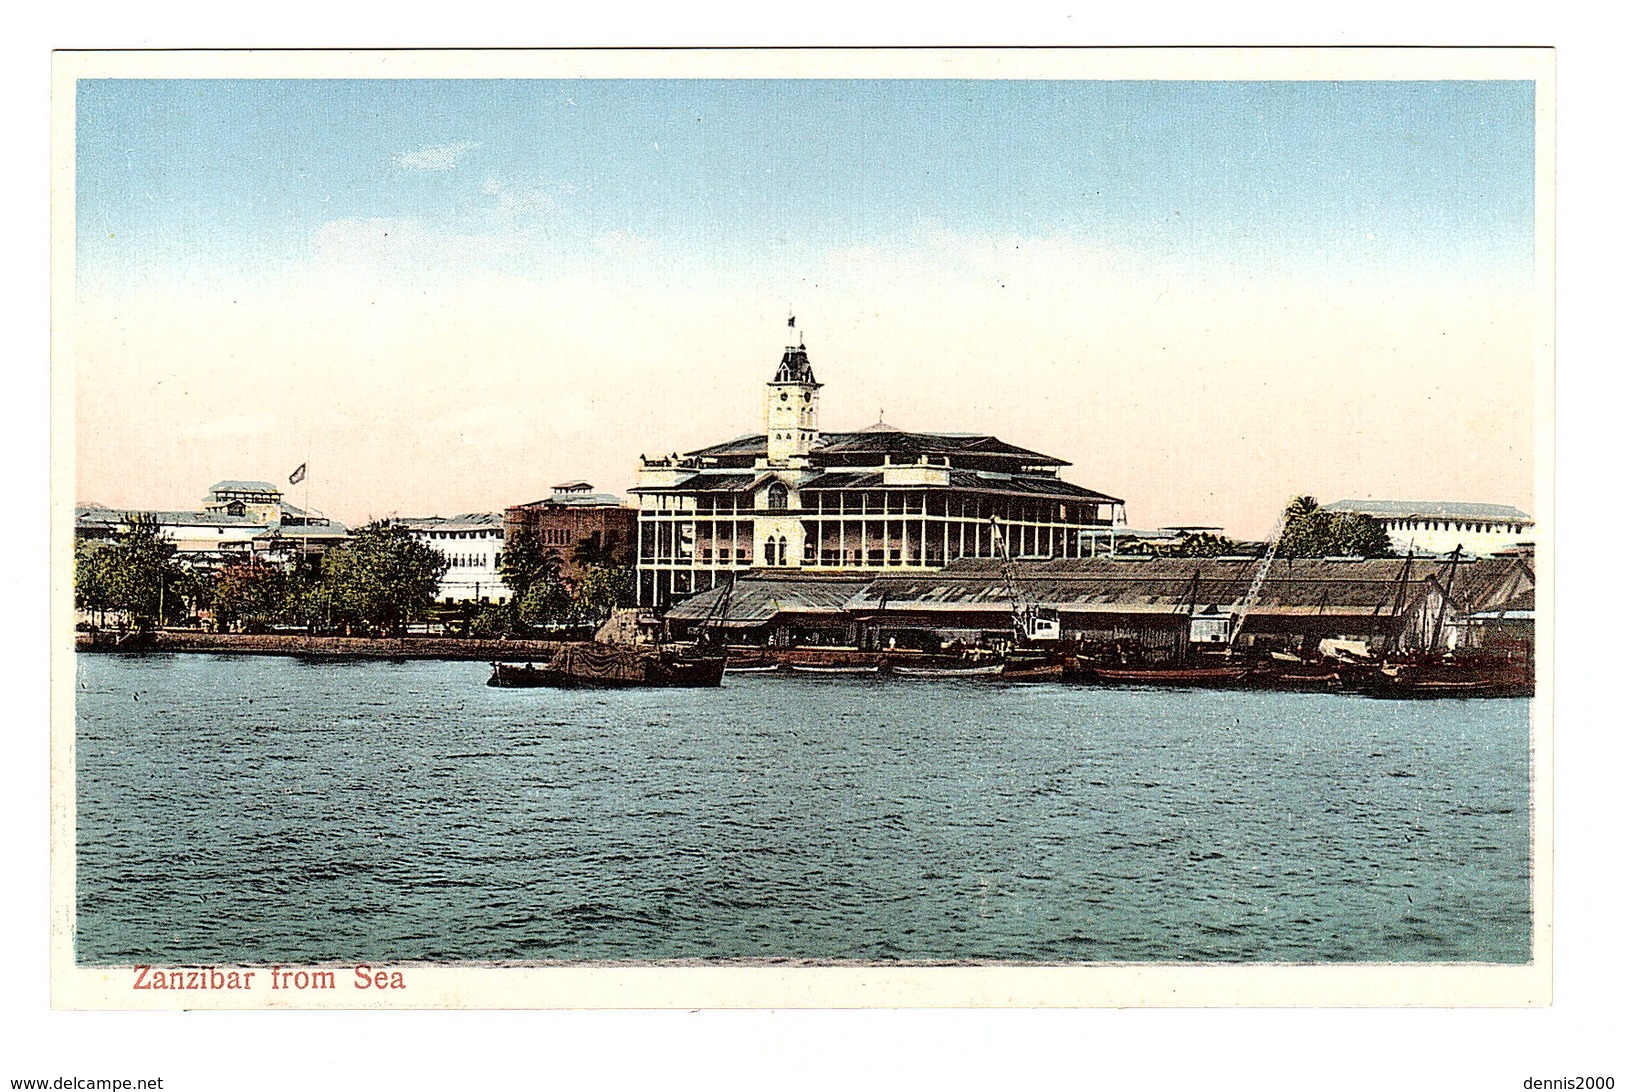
xmin=780 ymin=392 xmax=789 ymax=401
xmin=803 ymin=392 xmax=812 ymax=402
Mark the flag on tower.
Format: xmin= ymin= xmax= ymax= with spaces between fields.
xmin=288 ymin=463 xmax=307 ymax=485
xmin=788 ymin=314 xmax=795 ymax=328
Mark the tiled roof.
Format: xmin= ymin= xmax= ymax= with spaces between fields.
xmin=537 ymin=493 xmax=625 ymax=507
xmin=680 ymin=428 xmax=1069 ymax=466
xmin=1324 ymin=499 xmax=1533 ymax=523
xmin=666 ymin=577 xmax=871 ymax=623
xmin=76 ymin=507 xmax=259 ymax=529
xmin=681 ymin=435 xmax=769 ymax=458
xmin=393 ymin=513 xmax=505 ymax=531
xmin=814 ymin=430 xmax=1066 ymax=465
xmin=206 ymin=480 xmax=281 ymax=496
xmin=629 ymin=472 xmax=759 ymax=495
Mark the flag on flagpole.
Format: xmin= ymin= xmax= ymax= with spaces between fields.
xmin=289 ymin=463 xmax=307 ymax=486
xmin=787 ymin=314 xmax=795 ymax=328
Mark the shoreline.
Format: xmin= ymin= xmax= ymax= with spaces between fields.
xmin=74 ymin=630 xmax=569 ymax=662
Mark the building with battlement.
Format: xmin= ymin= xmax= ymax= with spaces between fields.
xmin=1322 ymin=499 xmax=1535 ymax=557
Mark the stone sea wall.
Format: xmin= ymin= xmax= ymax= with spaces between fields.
xmin=76 ymin=630 xmax=567 ymax=662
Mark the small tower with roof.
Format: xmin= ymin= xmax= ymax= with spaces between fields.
xmin=763 ymin=314 xmax=822 ymax=466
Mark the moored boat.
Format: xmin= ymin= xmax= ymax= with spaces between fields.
xmin=1001 ymin=656 xmax=1067 ymax=681
xmin=1080 ymin=661 xmax=1254 ymax=687
xmin=786 ymin=662 xmax=883 ymax=675
xmin=488 ymin=642 xmax=726 ymax=689
xmin=892 ymin=663 xmax=1005 ymax=678
xmin=1357 ymin=657 xmax=1533 ymax=699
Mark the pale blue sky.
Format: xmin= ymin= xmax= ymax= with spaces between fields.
xmin=77 ymin=79 xmax=1535 ymax=286
xmin=73 ymin=77 xmax=1540 ymax=532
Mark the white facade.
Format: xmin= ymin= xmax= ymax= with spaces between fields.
xmin=394 ymin=514 xmax=512 ymax=603
xmin=631 ymin=335 xmax=1124 ymax=607
xmin=75 ymin=480 xmax=349 ymax=567
xmin=1323 ymin=500 xmax=1534 ymax=557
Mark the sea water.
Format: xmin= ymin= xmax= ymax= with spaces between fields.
xmin=74 ymin=653 xmax=1532 ymax=964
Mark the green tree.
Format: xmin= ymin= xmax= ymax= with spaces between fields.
xmin=73 ymin=539 xmax=117 ymax=625
xmin=279 ymin=567 xmax=333 ymax=633
xmin=574 ymin=564 xmax=635 ymax=626
xmin=1165 ymin=532 xmax=1242 ymax=558
xmin=322 ymin=522 xmax=449 ymax=636
xmin=1277 ymin=497 xmax=1393 ymax=559
xmin=165 ymin=563 xmax=213 ymax=624
xmin=515 ymin=574 xmax=575 ymax=629
xmin=80 ymin=514 xmax=181 ymax=627
xmin=467 ymin=601 xmax=517 ymax=639
xmin=211 ymin=558 xmax=286 ymax=632
xmin=500 ymin=526 xmax=563 ymax=602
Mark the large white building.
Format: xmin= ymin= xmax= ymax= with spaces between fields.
xmin=392 ymin=513 xmax=512 ymax=604
xmin=1322 ymin=500 xmax=1535 ymax=558
xmin=75 ymin=480 xmax=348 ymax=567
xmin=630 ymin=331 xmax=1124 ymax=607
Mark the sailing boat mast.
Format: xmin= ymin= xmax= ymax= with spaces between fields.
xmin=1376 ymin=548 xmax=1415 ymax=651
xmin=1429 ymin=545 xmax=1463 ymax=652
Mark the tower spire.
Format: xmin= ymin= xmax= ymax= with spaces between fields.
xmin=764 ymin=315 xmax=822 ymax=465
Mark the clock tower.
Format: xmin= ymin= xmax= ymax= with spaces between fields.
xmin=763 ymin=317 xmax=822 ymax=466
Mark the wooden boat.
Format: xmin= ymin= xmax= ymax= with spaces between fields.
xmin=1258 ymin=669 xmax=1344 ymax=692
xmin=723 ymin=662 xmax=783 ymax=674
xmin=1359 ymin=661 xmax=1533 ymax=699
xmin=892 ymin=663 xmax=1005 ymax=678
xmin=786 ymin=662 xmax=882 ymax=675
xmin=1001 ymin=657 xmax=1066 ymax=681
xmin=488 ymin=643 xmax=726 ymax=689
xmin=1082 ymin=661 xmax=1254 ymax=687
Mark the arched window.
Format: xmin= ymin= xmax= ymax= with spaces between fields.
xmin=777 ymin=536 xmax=789 ymax=566
xmin=766 ymin=482 xmax=789 ymax=511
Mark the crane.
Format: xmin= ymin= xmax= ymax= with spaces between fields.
xmin=989 ymin=517 xmax=1061 ymax=643
xmin=1226 ymin=503 xmax=1291 ymax=648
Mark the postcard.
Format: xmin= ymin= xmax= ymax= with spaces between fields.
xmin=51 ymin=46 xmax=1554 ymax=1010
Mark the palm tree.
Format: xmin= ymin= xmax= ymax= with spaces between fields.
xmin=1284 ymin=495 xmax=1319 ymax=524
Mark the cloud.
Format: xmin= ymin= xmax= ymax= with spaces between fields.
xmin=479 ymin=176 xmax=558 ymax=224
xmin=392 ymin=141 xmax=481 ymax=172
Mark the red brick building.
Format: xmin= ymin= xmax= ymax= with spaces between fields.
xmin=503 ymin=482 xmax=638 ymax=584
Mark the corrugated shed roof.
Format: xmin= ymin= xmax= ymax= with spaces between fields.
xmin=848 ymin=557 xmax=1529 ymax=616
xmin=1324 ymin=499 xmax=1533 ymax=523
xmin=1467 ymin=587 xmax=1536 ymax=617
xmin=392 ymin=513 xmax=505 ymax=531
xmin=666 ymin=577 xmax=870 ymax=623
xmin=1434 ymin=554 xmax=1536 ymax=613
xmin=76 ymin=507 xmax=260 ymax=529
xmin=274 ymin=523 xmax=348 ymax=536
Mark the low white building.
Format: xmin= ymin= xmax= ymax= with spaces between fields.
xmin=1322 ymin=499 xmax=1535 ymax=557
xmin=76 ymin=504 xmax=265 ymax=561
xmin=392 ymin=513 xmax=512 ymax=604
xmin=75 ymin=480 xmax=348 ymax=567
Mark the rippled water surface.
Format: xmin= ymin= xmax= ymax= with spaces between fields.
xmin=75 ymin=654 xmax=1532 ymax=964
